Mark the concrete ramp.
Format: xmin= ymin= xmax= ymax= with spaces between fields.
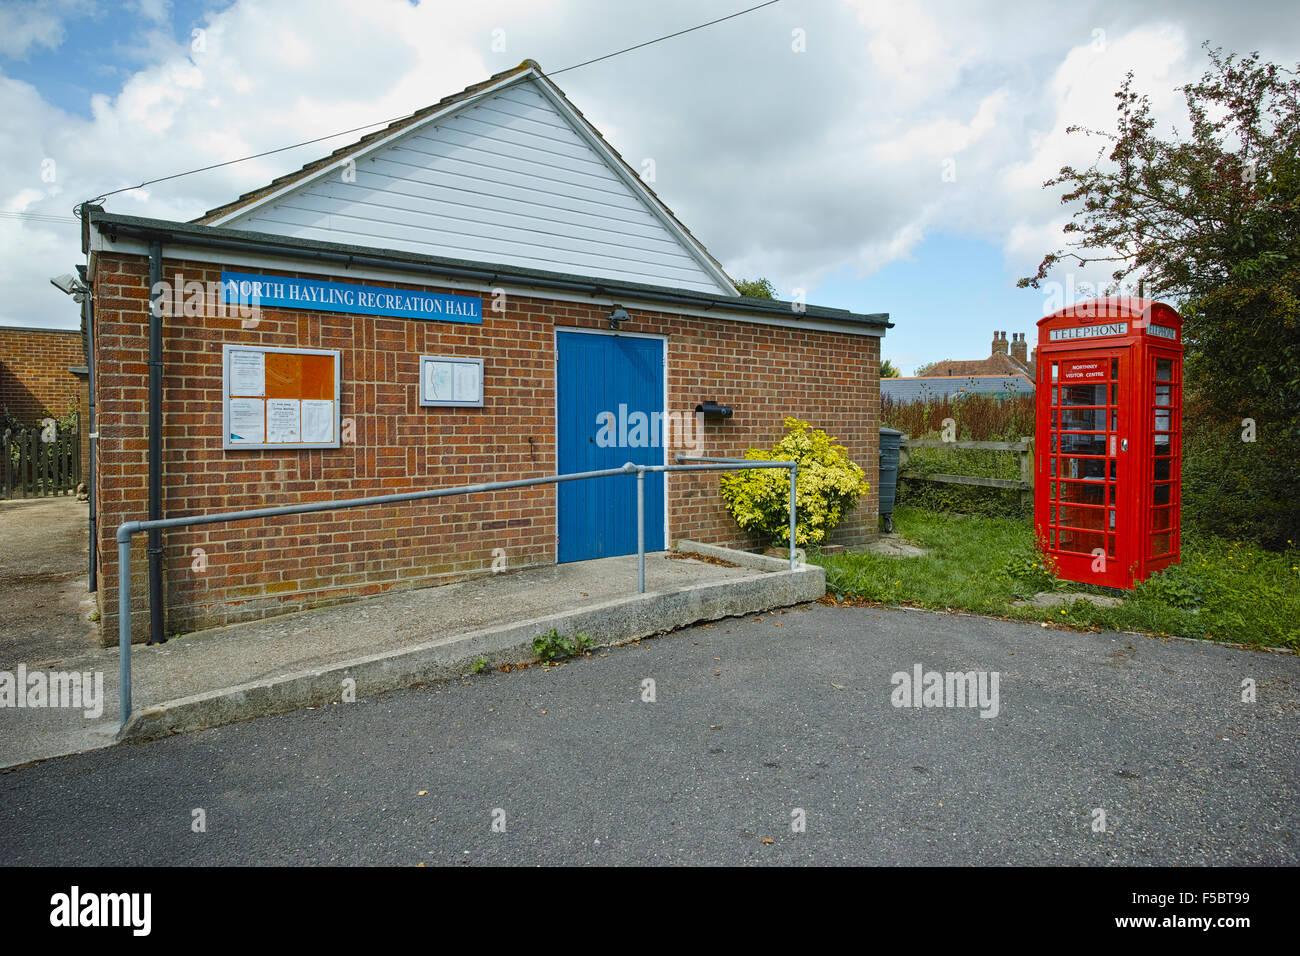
xmin=2 ymin=544 xmax=822 ymax=764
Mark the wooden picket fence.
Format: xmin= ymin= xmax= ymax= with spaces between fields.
xmin=1 ymin=412 xmax=81 ymax=499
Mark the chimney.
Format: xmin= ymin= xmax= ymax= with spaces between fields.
xmin=1011 ymin=332 xmax=1028 ymax=366
xmin=992 ymin=330 xmax=1009 ymax=356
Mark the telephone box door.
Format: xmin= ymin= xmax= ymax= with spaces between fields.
xmin=1140 ymin=350 xmax=1182 ymax=577
xmin=1039 ymin=349 xmax=1131 ymax=588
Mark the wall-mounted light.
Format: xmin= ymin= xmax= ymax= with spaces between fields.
xmin=695 ymin=401 xmax=733 ymax=420
xmin=606 ymin=306 xmax=630 ymax=330
xmin=49 ymin=272 xmax=89 ymax=304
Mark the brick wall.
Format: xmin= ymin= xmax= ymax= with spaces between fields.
xmin=92 ymin=253 xmax=880 ymax=643
xmin=0 ymin=325 xmax=85 ymax=425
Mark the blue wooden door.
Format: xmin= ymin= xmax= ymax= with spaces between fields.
xmin=556 ymin=330 xmax=665 ymax=562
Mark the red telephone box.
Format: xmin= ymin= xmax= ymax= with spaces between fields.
xmin=1035 ymin=298 xmax=1183 ymax=589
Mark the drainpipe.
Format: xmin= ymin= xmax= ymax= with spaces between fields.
xmin=83 ymin=289 xmax=97 ymax=592
xmin=77 ymin=203 xmax=100 ymax=593
xmin=147 ymin=241 xmax=166 ymax=644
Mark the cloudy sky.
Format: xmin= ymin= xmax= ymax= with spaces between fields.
xmin=2 ymin=0 xmax=1296 ymax=373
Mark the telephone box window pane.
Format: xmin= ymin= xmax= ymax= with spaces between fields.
xmin=1063 ymin=384 xmax=1107 ymax=406
xmin=1152 ymin=532 xmax=1172 ymax=555
xmin=1051 ymin=363 xmax=1059 ymax=383
xmin=1155 ymin=408 xmax=1171 ymax=431
xmin=1155 ymin=432 xmax=1172 ymax=452
xmin=1052 ymin=387 xmax=1058 ymax=405
xmin=1111 ymin=358 xmax=1119 ymax=379
xmin=1152 ymin=508 xmax=1173 ymax=531
xmin=1059 ymin=457 xmax=1107 ymax=480
xmin=1062 ymin=408 xmax=1106 ymax=430
xmin=1155 ymin=384 xmax=1172 ymax=405
xmin=1111 ymin=385 xmax=1118 ymax=404
xmin=1051 ymin=409 xmax=1058 ymax=428
xmin=1058 ymin=529 xmax=1105 ymax=554
xmin=1059 ymin=433 xmax=1106 ymax=455
xmin=1059 ymin=481 xmax=1104 ymax=505
xmin=1154 ymin=458 xmax=1171 ymax=481
xmin=1060 ymin=505 xmax=1106 ymax=530
xmin=1107 ymin=536 xmax=1116 ymax=558
xmin=1156 ymin=358 xmax=1173 ymax=382
xmin=1109 ymin=508 xmax=1116 ymax=531
xmin=1154 ymin=484 xmax=1172 ymax=506
xmin=1050 ymin=529 xmax=1057 ymax=547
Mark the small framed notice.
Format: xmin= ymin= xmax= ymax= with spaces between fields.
xmin=419 ymin=355 xmax=484 ymax=408
xmin=223 ymin=344 xmax=341 ymax=450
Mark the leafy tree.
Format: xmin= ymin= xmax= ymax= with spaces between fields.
xmin=880 ymin=359 xmax=901 ymax=378
xmin=1019 ymin=46 xmax=1300 ymax=547
xmin=733 ymin=277 xmax=777 ymax=299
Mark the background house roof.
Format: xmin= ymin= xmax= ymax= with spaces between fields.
xmin=925 ymin=352 xmax=1032 ymax=378
xmin=882 ymin=374 xmax=1034 ymax=402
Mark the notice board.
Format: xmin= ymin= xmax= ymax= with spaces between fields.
xmin=222 ymin=344 xmax=341 ymax=450
xmin=419 ymin=355 xmax=484 ymax=408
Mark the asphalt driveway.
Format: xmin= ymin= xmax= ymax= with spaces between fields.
xmin=1 ymin=603 xmax=1295 ymax=865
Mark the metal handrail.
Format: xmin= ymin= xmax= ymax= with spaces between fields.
xmin=114 ymin=458 xmax=798 ymax=727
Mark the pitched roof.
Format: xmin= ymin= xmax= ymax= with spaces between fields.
xmin=925 ymin=352 xmax=1033 ymax=378
xmin=192 ymin=59 xmax=736 ymax=294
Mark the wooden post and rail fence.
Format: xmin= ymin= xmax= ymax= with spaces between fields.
xmin=897 ymin=436 xmax=1034 ymax=508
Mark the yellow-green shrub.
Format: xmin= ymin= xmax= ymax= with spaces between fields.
xmin=719 ymin=418 xmax=869 ymax=546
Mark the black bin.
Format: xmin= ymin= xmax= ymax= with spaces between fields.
xmin=878 ymin=428 xmax=905 ymax=533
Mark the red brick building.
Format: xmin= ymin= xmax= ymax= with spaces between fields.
xmin=0 ymin=325 xmax=86 ymax=425
xmin=82 ymin=62 xmax=889 ymax=642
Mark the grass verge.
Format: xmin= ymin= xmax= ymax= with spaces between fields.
xmin=811 ymin=506 xmax=1298 ymax=649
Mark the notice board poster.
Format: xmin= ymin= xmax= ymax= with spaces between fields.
xmin=223 ymin=345 xmax=341 ymax=450
xmin=419 ymin=355 xmax=484 ymax=408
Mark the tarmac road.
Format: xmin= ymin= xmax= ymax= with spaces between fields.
xmin=1 ymin=603 xmax=1296 ymax=866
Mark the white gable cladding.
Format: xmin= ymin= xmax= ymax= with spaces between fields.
xmin=220 ymin=79 xmax=732 ymax=295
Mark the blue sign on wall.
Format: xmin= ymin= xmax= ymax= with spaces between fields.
xmin=221 ymin=271 xmax=482 ymax=324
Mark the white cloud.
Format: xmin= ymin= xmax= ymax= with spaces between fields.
xmin=130 ymin=0 xmax=171 ymax=25
xmin=1002 ymin=24 xmax=1190 ymax=196
xmin=0 ymin=0 xmax=1295 ymax=327
xmin=998 ymin=23 xmax=1195 ymax=294
xmin=0 ymin=2 xmax=67 ymax=59
xmin=872 ymin=90 xmax=1009 ymax=164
